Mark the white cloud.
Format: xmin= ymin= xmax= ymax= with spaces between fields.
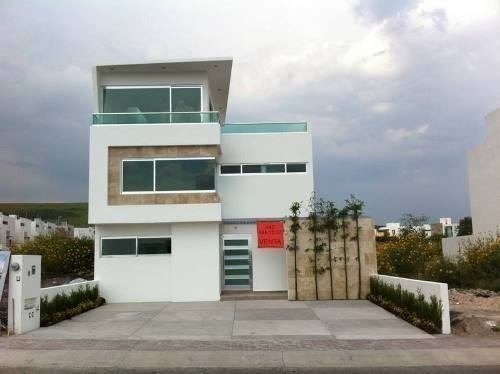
xmin=370 ymin=101 xmax=395 ymax=113
xmin=385 ymin=124 xmax=430 ymax=143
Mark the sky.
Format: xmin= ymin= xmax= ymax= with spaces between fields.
xmin=0 ymin=0 xmax=499 ymax=224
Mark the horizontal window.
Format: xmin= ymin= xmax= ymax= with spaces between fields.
xmin=138 ymin=237 xmax=171 ymax=255
xmin=220 ymin=165 xmax=241 ymax=174
xmin=286 ymin=163 xmax=306 ymax=173
xmin=102 ymin=86 xmax=202 ymax=114
xmin=102 ymin=238 xmax=137 ymax=256
xmin=220 ymin=163 xmax=306 ymax=175
xmin=155 ymin=159 xmax=215 ymax=191
xmin=101 ymin=237 xmax=171 ymax=256
xmin=242 ymin=164 xmax=285 ymax=174
xmin=122 ymin=158 xmax=215 ymax=193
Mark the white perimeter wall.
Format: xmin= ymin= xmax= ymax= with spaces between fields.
xmin=95 ymin=222 xmax=220 ymax=303
xmin=373 ymin=274 xmax=451 ymax=334
xmin=41 ymin=280 xmax=99 ymax=302
xmin=218 ymin=131 xmax=314 ymax=219
xmin=468 ymin=108 xmax=500 ymax=235
xmin=223 ymin=223 xmax=287 ymax=291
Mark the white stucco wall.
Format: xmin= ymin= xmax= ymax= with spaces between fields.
xmin=468 ymin=108 xmax=500 ymax=235
xmin=373 ymin=274 xmax=451 ymax=334
xmin=88 ymin=123 xmax=222 ymax=225
xmin=222 ymin=223 xmax=287 ymax=291
xmin=94 ymin=224 xmax=173 ymax=302
xmin=218 ymin=131 xmax=314 ymax=219
xmin=94 ymin=222 xmax=220 ymax=303
xmin=170 ymin=222 xmax=221 ymax=301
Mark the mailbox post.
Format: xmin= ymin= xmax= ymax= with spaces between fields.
xmin=8 ymin=255 xmax=41 ymax=335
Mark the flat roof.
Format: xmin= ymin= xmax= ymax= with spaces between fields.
xmin=95 ymin=57 xmax=232 ymax=122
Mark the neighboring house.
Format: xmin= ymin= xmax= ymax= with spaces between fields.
xmin=376 ymin=222 xmax=431 ymax=238
xmin=443 ymin=107 xmax=500 ymax=259
xmin=74 ymin=227 xmax=95 ymax=239
xmin=30 ymin=218 xmax=48 ymax=238
xmin=431 ymin=218 xmax=458 ymax=238
xmin=468 ymin=108 xmax=500 ymax=236
xmin=11 ymin=215 xmax=33 ymax=244
xmin=88 ymin=58 xmax=314 ymax=302
xmin=0 ymin=213 xmax=16 ymax=247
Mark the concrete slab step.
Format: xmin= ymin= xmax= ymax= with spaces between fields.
xmin=220 ymin=291 xmax=287 ymax=301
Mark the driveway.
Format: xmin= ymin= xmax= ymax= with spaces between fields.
xmin=19 ymin=299 xmax=431 ymax=340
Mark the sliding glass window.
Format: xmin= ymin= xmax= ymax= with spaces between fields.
xmin=155 ymin=159 xmax=215 ymax=191
xmin=101 ymin=237 xmax=171 ymax=256
xmin=122 ymin=160 xmax=154 ymax=192
xmin=242 ymin=164 xmax=285 ymax=174
xmin=122 ymin=158 xmax=215 ymax=193
xmin=103 ymin=87 xmax=171 ymax=113
xmin=221 ymin=163 xmax=306 ymax=175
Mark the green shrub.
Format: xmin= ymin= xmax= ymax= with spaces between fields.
xmin=369 ymin=277 xmax=442 ymax=333
xmin=40 ymin=285 xmax=104 ymax=326
xmin=13 ymin=232 xmax=93 ymax=278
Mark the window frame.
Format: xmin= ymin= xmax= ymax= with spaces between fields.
xmin=121 ymin=157 xmax=216 ymax=194
xmin=100 ymin=235 xmax=172 ymax=257
xmin=102 ymin=85 xmax=203 ymax=114
xmin=219 ymin=162 xmax=307 ymax=176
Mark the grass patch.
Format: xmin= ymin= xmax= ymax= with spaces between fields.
xmin=0 ymin=202 xmax=88 ymax=227
xmin=41 ymin=285 xmax=104 ymax=327
xmin=368 ymin=277 xmax=442 ymax=334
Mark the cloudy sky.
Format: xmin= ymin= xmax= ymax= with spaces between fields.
xmin=0 ymin=0 xmax=499 ymax=224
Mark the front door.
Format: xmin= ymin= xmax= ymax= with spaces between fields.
xmin=222 ymin=236 xmax=251 ymax=290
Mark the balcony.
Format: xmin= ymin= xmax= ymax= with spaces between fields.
xmin=221 ymin=122 xmax=307 ymax=134
xmin=92 ymin=112 xmax=220 ymax=125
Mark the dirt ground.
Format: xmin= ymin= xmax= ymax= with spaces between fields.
xmin=449 ymin=288 xmax=500 ymax=337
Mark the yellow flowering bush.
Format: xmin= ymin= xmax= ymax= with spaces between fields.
xmin=13 ymin=233 xmax=94 ymax=278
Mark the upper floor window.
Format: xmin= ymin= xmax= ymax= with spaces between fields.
xmin=102 ymin=86 xmax=202 ymax=114
xmin=220 ymin=162 xmax=307 ymax=175
xmin=122 ymin=158 xmax=215 ymax=193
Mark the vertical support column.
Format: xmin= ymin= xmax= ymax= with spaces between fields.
xmin=7 ymin=255 xmax=41 ymax=335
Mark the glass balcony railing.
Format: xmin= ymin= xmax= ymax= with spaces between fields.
xmin=92 ymin=112 xmax=220 ymax=125
xmin=221 ymin=122 xmax=307 ymax=134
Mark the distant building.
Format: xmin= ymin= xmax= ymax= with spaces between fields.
xmin=74 ymin=227 xmax=95 ymax=239
xmin=431 ymin=218 xmax=458 ymax=238
xmin=11 ymin=216 xmax=33 ymax=244
xmin=0 ymin=213 xmax=16 ymax=247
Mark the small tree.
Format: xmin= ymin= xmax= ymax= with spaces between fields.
xmin=287 ymin=201 xmax=302 ymax=300
xmin=306 ymin=193 xmax=325 ymax=300
xmin=400 ymin=213 xmax=429 ymax=237
xmin=345 ymin=195 xmax=365 ymax=299
xmin=319 ymin=199 xmax=338 ymax=300
xmin=338 ymin=207 xmax=350 ymax=299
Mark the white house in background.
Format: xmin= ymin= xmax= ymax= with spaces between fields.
xmin=10 ymin=215 xmax=33 ymax=244
xmin=431 ymin=218 xmax=458 ymax=238
xmin=88 ymin=58 xmax=314 ymax=302
xmin=30 ymin=218 xmax=47 ymax=238
xmin=442 ymin=108 xmax=500 ymax=259
xmin=468 ymin=108 xmax=500 ymax=236
xmin=74 ymin=227 xmax=95 ymax=239
xmin=0 ymin=213 xmax=16 ymax=247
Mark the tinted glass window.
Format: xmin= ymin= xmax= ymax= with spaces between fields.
xmin=242 ymin=164 xmax=262 ymax=174
xmin=103 ymin=87 xmax=170 ymax=113
xmin=171 ymin=87 xmax=201 ymax=112
xmin=138 ymin=238 xmax=171 ymax=254
xmin=155 ymin=159 xmax=215 ymax=191
xmin=286 ymin=163 xmax=306 ymax=173
xmin=102 ymin=238 xmax=136 ymax=256
xmin=122 ymin=161 xmax=154 ymax=192
xmin=265 ymin=164 xmax=285 ymax=173
xmin=224 ymin=239 xmax=249 ymax=246
xmin=220 ymin=165 xmax=241 ymax=174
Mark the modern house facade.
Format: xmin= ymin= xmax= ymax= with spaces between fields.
xmin=88 ymin=58 xmax=314 ymax=302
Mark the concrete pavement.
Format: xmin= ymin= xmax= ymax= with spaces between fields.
xmin=1 ymin=300 xmax=499 ymax=372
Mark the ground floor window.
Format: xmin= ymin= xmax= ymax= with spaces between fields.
xmin=101 ymin=237 xmax=171 ymax=256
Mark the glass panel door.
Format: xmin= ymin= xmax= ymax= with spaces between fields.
xmin=223 ymin=236 xmax=251 ymax=290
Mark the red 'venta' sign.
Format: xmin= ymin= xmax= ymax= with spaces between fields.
xmin=257 ymin=221 xmax=284 ymax=248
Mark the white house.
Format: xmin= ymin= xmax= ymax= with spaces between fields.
xmin=0 ymin=213 xmax=16 ymax=247
xmin=74 ymin=227 xmax=95 ymax=239
xmin=30 ymin=218 xmax=48 ymax=238
xmin=10 ymin=215 xmax=33 ymax=245
xmin=88 ymin=58 xmax=314 ymax=302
